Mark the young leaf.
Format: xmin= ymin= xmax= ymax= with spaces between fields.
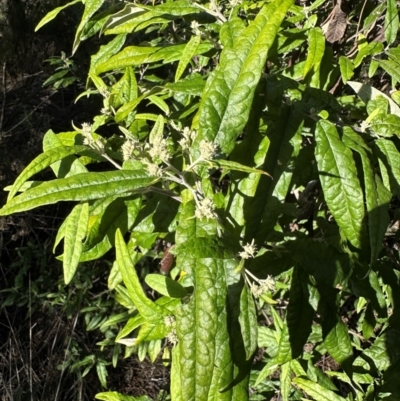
xmin=175 ymin=35 xmax=201 ymax=82
xmin=338 ymin=56 xmax=354 ymax=84
xmin=384 ymin=0 xmax=399 ymax=45
xmin=63 ymin=202 xmax=89 ymax=284
xmin=35 ymin=0 xmax=82 ymax=31
xmin=293 ymin=377 xmax=346 ymax=401
xmin=238 ymin=285 xmax=258 ymax=360
xmin=303 ymin=27 xmax=325 ymax=81
xmin=315 ymin=120 xmax=365 ymax=248
xmin=115 ymin=229 xmax=165 ymax=322
xmin=73 ymin=0 xmax=105 ymax=55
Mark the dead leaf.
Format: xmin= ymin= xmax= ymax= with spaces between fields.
xmin=322 ymin=4 xmax=347 ymax=43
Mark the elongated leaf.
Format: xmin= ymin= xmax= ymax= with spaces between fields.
xmin=145 ymin=274 xmax=188 ymax=298
xmin=0 ymin=170 xmax=155 ymax=216
xmin=376 ymin=138 xmax=400 ymax=195
xmin=281 ymin=362 xmax=292 ymax=401
xmin=90 ymin=34 xmax=127 ymax=73
xmin=63 ymin=202 xmax=89 ymax=284
xmin=196 ymin=0 xmax=294 ymax=155
xmin=303 ymin=27 xmax=325 ymax=79
xmin=175 ymin=35 xmax=201 ymax=82
xmin=200 ymin=159 xmax=271 ymax=177
xmin=238 ymin=285 xmax=258 ymax=360
xmin=286 ymin=267 xmax=313 ymax=358
xmin=8 ymin=145 xmax=90 ymax=201
xmin=35 ymin=0 xmax=82 ymax=31
xmin=115 ymin=229 xmax=165 ymax=322
xmin=338 ymin=56 xmax=354 ymax=84
xmin=96 ymin=391 xmax=151 ymax=401
xmin=385 ymin=0 xmax=399 ymax=45
xmin=315 ymin=120 xmax=365 ymax=248
xmin=174 ymin=202 xmax=243 ymax=401
xmin=293 ymin=378 xmax=346 ymax=401
xmin=342 ymin=127 xmax=390 ymax=265
xmin=73 ymin=0 xmax=105 ymax=54
xmin=95 ymin=43 xmax=213 ymax=75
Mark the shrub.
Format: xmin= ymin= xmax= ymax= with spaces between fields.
xmin=3 ymin=0 xmax=400 ymax=400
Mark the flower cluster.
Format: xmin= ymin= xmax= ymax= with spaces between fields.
xmin=164 ymin=315 xmax=178 ymax=345
xmin=191 ymin=20 xmax=202 ymax=36
xmin=178 ymin=127 xmax=196 ymax=150
xmin=195 ymin=197 xmax=216 ymax=220
xmin=250 ymin=276 xmax=276 ymax=298
xmin=239 ymin=239 xmax=257 ymax=259
xmin=199 ymin=139 xmax=216 ymax=160
xmin=148 ymin=135 xmax=171 ymax=162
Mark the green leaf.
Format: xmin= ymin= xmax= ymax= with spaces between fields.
xmin=385 ymin=0 xmax=399 ymax=45
xmin=293 ymin=377 xmax=346 ymax=401
xmin=115 ymin=229 xmax=165 ymax=322
xmin=175 ymin=35 xmax=201 ymax=82
xmin=165 ymin=74 xmax=205 ymax=96
xmin=370 ymin=113 xmax=400 ymax=137
xmin=315 ymin=120 xmax=365 ymax=248
xmin=238 ymin=285 xmax=258 ymax=360
xmin=145 ymin=274 xmax=188 ymax=298
xmin=347 ymin=81 xmax=400 ymax=116
xmin=95 ymin=391 xmax=152 ymax=401
xmin=196 ymin=0 xmax=294 ymax=155
xmin=303 ymin=27 xmax=325 ymax=80
xmin=7 ymin=145 xmax=90 ymax=201
xmin=353 ymin=329 xmax=400 ymax=373
xmin=174 ymin=202 xmax=244 ymax=400
xmin=281 ymin=362 xmax=292 ymax=401
xmin=323 ymin=319 xmax=353 ymax=372
xmin=338 ymin=56 xmax=354 ymax=84
xmin=376 ymin=138 xmax=400 ymax=195
xmin=96 ymin=362 xmax=108 ymax=388
xmin=90 ymin=34 xmax=127 ymax=74
xmin=342 ymin=127 xmax=390 ymax=265
xmin=73 ymin=0 xmax=105 ymax=54
xmin=286 ymin=267 xmax=313 ymax=358
xmin=199 ymin=159 xmax=272 ymax=177
xmin=63 ymin=202 xmax=89 ymax=284
xmin=83 ymin=196 xmax=142 ymax=258
xmin=380 ymin=59 xmax=400 ymax=85
xmin=354 ymin=41 xmax=383 ymax=68
xmin=0 ymin=170 xmax=155 ymax=216
xmin=35 ymin=0 xmax=82 ymax=31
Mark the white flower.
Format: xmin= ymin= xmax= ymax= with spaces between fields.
xmin=99 ymin=87 xmax=110 ymax=98
xmin=81 ymin=122 xmax=93 ymax=146
xmin=121 ymin=140 xmax=136 ymax=161
xmin=148 ymin=136 xmax=171 ymax=162
xmin=191 ymin=20 xmax=202 ymax=36
xmin=164 ymin=315 xmax=176 ymax=328
xmin=195 ymin=197 xmax=216 ymax=220
xmin=145 ymin=161 xmax=163 ymax=178
xmin=239 ymin=239 xmax=257 ymax=259
xmin=166 ymin=330 xmax=178 ymax=345
xmin=199 ymin=140 xmax=216 ymax=160
xmin=179 ymin=127 xmax=196 ymax=150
